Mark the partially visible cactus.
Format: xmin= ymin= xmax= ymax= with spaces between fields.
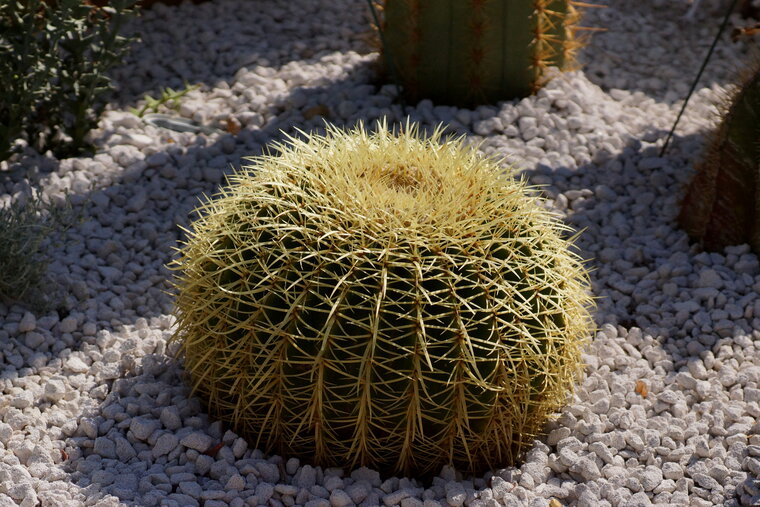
xmin=678 ymin=61 xmax=760 ymax=253
xmin=170 ymin=121 xmax=594 ymax=478
xmin=375 ymin=0 xmax=586 ymax=107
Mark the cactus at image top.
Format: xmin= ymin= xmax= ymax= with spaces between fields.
xmin=169 ymin=121 xmax=594 ymax=477
xmin=679 ymin=61 xmax=760 ymax=253
xmin=376 ymin=0 xmax=586 ymax=106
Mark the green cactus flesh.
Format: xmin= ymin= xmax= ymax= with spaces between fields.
xmin=380 ymin=0 xmax=582 ymax=106
xmin=679 ymin=62 xmax=760 ymax=253
xmin=170 ymin=122 xmax=594 ymax=477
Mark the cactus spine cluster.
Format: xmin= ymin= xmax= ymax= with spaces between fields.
xmin=376 ymin=0 xmax=586 ymax=107
xmin=679 ymin=61 xmax=760 ymax=253
xmin=170 ymin=122 xmax=594 ymax=477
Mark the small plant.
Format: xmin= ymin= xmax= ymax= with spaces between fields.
xmin=170 ymin=121 xmax=594 ymax=477
xmin=0 ymin=0 xmax=138 ymax=162
xmin=372 ymin=0 xmax=591 ymax=107
xmin=678 ymin=60 xmax=760 ymax=253
xmin=129 ymin=82 xmax=201 ymax=118
xmin=0 ymin=191 xmax=80 ymax=310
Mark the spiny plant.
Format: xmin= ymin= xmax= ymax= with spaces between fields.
xmin=169 ymin=121 xmax=594 ymax=477
xmin=678 ymin=60 xmax=760 ymax=254
xmin=129 ymin=82 xmax=201 ymax=118
xmin=372 ymin=0 xmax=591 ymax=107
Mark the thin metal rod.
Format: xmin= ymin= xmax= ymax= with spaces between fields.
xmin=660 ymin=0 xmax=739 ymax=157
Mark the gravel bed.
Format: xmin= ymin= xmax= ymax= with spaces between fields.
xmin=1 ymin=0 xmax=760 ymax=506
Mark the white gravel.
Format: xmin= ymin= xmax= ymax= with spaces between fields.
xmin=1 ymin=0 xmax=760 ymax=506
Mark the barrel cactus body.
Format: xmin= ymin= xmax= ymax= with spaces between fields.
xmin=377 ymin=0 xmax=585 ymax=107
xmin=679 ymin=61 xmax=760 ymax=253
xmin=170 ymin=122 xmax=593 ymax=477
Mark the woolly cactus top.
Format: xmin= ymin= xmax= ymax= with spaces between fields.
xmin=170 ymin=122 xmax=594 ymax=476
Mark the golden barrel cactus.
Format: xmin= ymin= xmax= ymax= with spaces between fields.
xmin=170 ymin=122 xmax=594 ymax=477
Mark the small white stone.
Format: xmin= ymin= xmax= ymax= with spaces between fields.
xmin=675 ymin=372 xmax=697 ymax=389
xmin=44 ymin=380 xmax=66 ymax=403
xmin=708 ymin=463 xmax=730 ymax=483
xmin=0 ymin=422 xmax=13 ymax=445
xmin=93 ymin=436 xmax=116 ymax=459
xmin=558 ymin=448 xmax=580 ymax=467
xmin=114 ymin=436 xmax=137 ymax=461
xmin=180 ymin=432 xmax=215 ymax=452
xmin=745 ymin=387 xmax=760 ymax=403
xmin=231 ymin=437 xmax=248 ymax=458
xmin=125 ymin=189 xmax=148 ymax=213
xmin=194 ymin=454 xmax=214 ymax=476
xmin=294 ymin=464 xmax=317 ymax=489
xmin=160 ymin=406 xmax=182 ymax=430
xmin=286 ymin=457 xmax=300 ymax=475
xmin=692 ymin=472 xmax=720 ymax=491
xmin=697 ymin=268 xmax=723 ymax=289
xmin=626 ymin=491 xmax=653 ymax=506
xmin=444 ymin=482 xmax=466 ymax=507
xmin=111 ymin=111 xmax=142 ymax=128
xmin=122 ymin=132 xmax=153 ymax=149
xmin=274 ymin=484 xmax=298 ymax=496
xmin=97 ymin=266 xmax=122 ymax=282
xmin=59 ymin=316 xmax=78 ymax=333
xmin=179 ymin=481 xmax=203 ymax=498
xmin=662 ymin=461 xmax=683 ymax=481
xmin=473 ymin=117 xmax=503 ymax=136
xmin=130 ymin=416 xmax=160 ymax=441
xmin=330 ymin=489 xmax=353 ymax=507
xmin=8 ymin=483 xmax=36 ymax=505
xmin=10 ymin=391 xmax=34 ymax=409
xmin=571 ymin=457 xmax=602 ymax=481
xmin=152 ymin=433 xmax=179 ymax=458
xmin=688 ymin=360 xmax=709 ymax=380
xmin=146 ymin=152 xmax=169 ymax=167
xmin=24 ymin=332 xmax=46 ymax=349
xmin=225 ymin=473 xmax=246 ymax=490
xmin=65 ymin=357 xmax=89 ymax=374
xmin=588 ymin=442 xmax=614 ymax=464
xmin=18 ymin=312 xmax=36 ymax=332
xmin=639 ymin=466 xmax=663 ymax=491
xmin=657 ymin=390 xmax=680 ymax=404
xmin=345 ymin=483 xmax=369 ymax=504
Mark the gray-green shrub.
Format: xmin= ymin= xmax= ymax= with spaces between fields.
xmin=0 ymin=0 xmax=138 ymax=161
xmin=0 ymin=191 xmax=79 ymax=310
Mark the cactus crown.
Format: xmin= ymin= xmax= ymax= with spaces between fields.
xmin=170 ymin=122 xmax=594 ymax=477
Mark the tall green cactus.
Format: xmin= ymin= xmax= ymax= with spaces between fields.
xmin=376 ymin=0 xmax=585 ymax=107
xmin=170 ymin=122 xmax=594 ymax=477
xmin=678 ymin=61 xmax=760 ymax=253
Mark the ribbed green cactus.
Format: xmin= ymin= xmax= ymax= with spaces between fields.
xmin=170 ymin=122 xmax=593 ymax=477
xmin=679 ymin=61 xmax=760 ymax=253
xmin=376 ymin=0 xmax=586 ymax=106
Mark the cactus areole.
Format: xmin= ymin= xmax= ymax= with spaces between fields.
xmin=377 ymin=0 xmax=585 ymax=106
xmin=170 ymin=122 xmax=594 ymax=477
